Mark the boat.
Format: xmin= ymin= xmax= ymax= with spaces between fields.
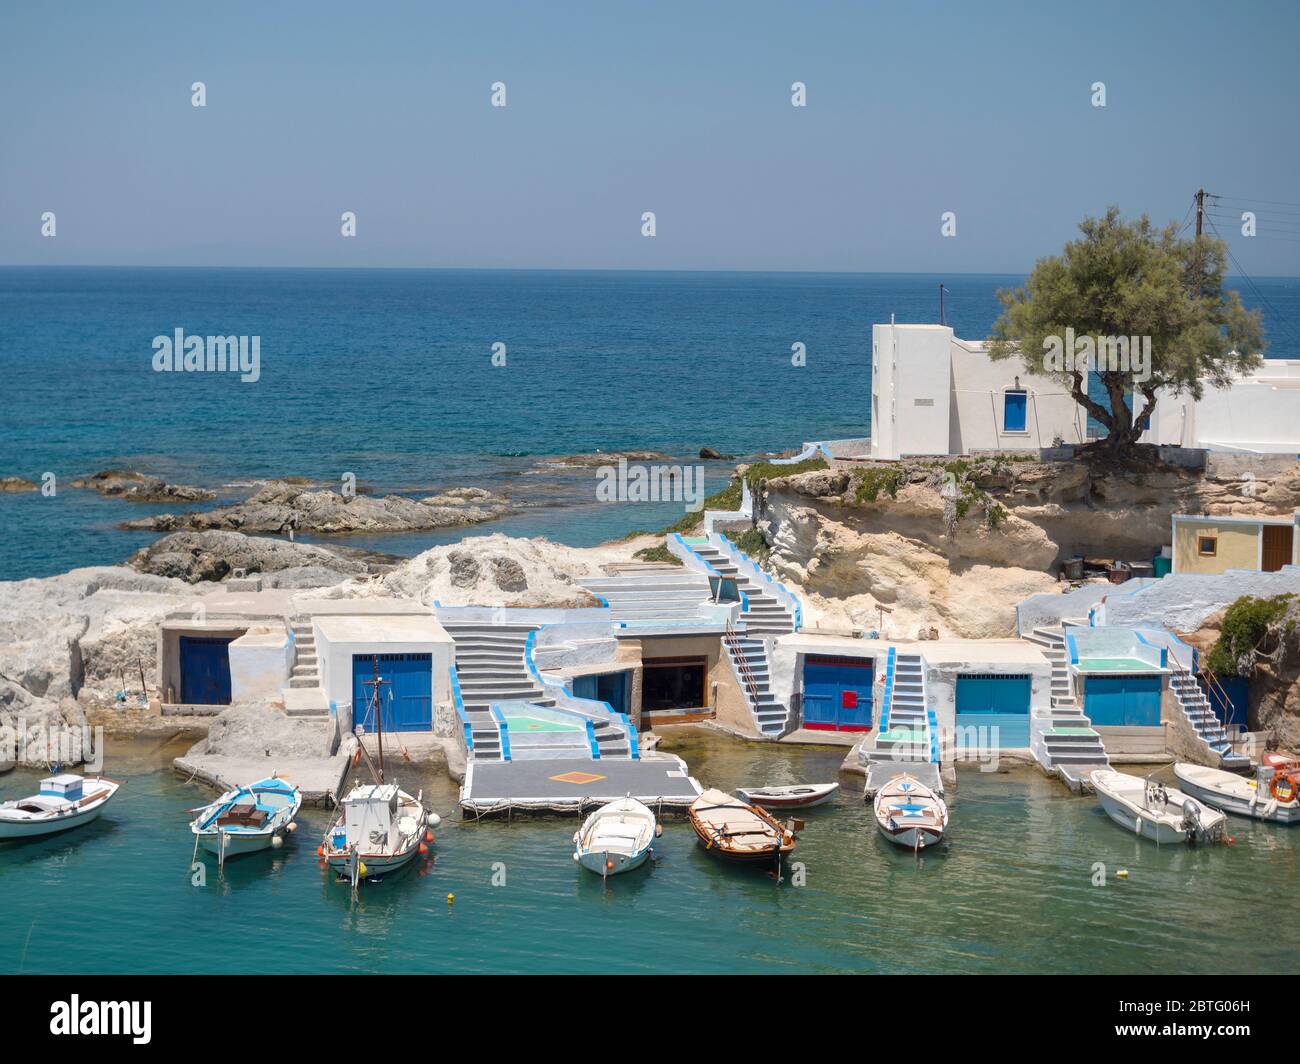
xmin=573 ymin=796 xmax=659 ymax=877
xmin=873 ymin=773 xmax=948 ymax=851
xmin=1090 ymin=769 xmax=1226 ymax=844
xmin=1173 ymin=761 xmax=1300 ymax=824
xmin=320 ymin=656 xmax=438 ymax=888
xmin=0 ymin=774 xmax=121 ymax=840
xmin=737 ymin=782 xmax=839 ymax=809
xmin=688 ymin=789 xmax=797 ymax=867
xmin=189 ymin=775 xmax=303 ymax=863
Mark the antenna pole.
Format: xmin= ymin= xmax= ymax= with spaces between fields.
xmin=938 ymin=283 xmax=946 ymax=326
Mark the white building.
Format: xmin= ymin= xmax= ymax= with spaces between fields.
xmin=870 ymin=322 xmax=1300 ymax=459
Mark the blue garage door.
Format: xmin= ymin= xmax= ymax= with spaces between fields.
xmin=353 ymin=653 xmax=433 ymax=732
xmin=802 ymin=656 xmax=874 ymax=731
xmin=1085 ymin=675 xmax=1162 ymax=727
xmin=956 ymin=674 xmax=1031 ymax=747
xmin=180 ymin=636 xmax=233 ymax=705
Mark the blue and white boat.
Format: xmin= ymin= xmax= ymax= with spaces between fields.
xmin=190 ymin=775 xmax=302 ymax=863
xmin=0 ymin=774 xmax=121 ymax=840
xmin=873 ymin=773 xmax=948 ymax=851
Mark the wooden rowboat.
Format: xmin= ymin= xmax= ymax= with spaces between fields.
xmin=873 ymin=773 xmax=947 ymax=851
xmin=737 ymin=782 xmax=838 ymax=809
xmin=688 ymin=789 xmax=797 ymax=866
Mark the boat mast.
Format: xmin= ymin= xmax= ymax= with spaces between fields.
xmin=362 ymin=655 xmax=391 ymax=785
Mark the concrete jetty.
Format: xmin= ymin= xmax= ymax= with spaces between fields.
xmin=460 ymin=753 xmax=702 ymax=816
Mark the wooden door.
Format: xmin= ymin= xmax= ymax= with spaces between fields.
xmin=1262 ymin=524 xmax=1293 ymax=572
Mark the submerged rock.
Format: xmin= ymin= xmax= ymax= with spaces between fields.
xmin=699 ymin=446 xmax=736 ymax=460
xmin=126 ymin=529 xmax=399 ymax=584
xmin=0 ymin=475 xmax=38 ymax=492
xmin=539 ymin=450 xmax=675 ymax=469
xmin=119 ymin=480 xmax=514 ymax=535
xmin=70 ymin=469 xmax=216 ymax=503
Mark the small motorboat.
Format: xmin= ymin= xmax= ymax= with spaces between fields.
xmin=0 ymin=773 xmax=121 ymax=840
xmin=190 ymin=775 xmax=303 ymax=864
xmin=573 ymin=796 xmax=659 ymax=878
xmin=1173 ymin=762 xmax=1300 ymax=824
xmin=737 ymin=782 xmax=839 ymax=810
xmin=1090 ymin=769 xmax=1225 ymax=844
xmin=873 ymin=773 xmax=948 ymax=851
xmin=688 ymin=789 xmax=797 ymax=867
xmin=321 ymin=782 xmax=435 ymax=885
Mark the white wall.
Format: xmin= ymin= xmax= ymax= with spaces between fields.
xmin=873 ymin=324 xmax=1300 ymax=458
xmin=229 ymin=626 xmax=292 ymax=703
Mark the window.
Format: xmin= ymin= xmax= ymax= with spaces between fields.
xmin=1003 ymin=389 xmax=1028 ymax=432
xmin=1198 ymin=535 xmax=1218 ymax=557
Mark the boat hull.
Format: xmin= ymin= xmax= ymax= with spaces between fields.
xmin=575 ymin=846 xmax=652 ymax=876
xmin=737 ymin=784 xmax=838 ymax=810
xmin=197 ymin=830 xmax=285 ymax=858
xmin=1173 ymin=765 xmax=1300 ymax=824
xmin=1095 ymin=787 xmax=1190 ymax=843
xmin=0 ymin=803 xmax=107 ymax=839
xmin=875 ymin=820 xmax=944 ymax=850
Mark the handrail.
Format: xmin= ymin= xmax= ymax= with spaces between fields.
xmin=1198 ymin=664 xmax=1242 ymax=759
xmin=724 ymin=621 xmax=763 ymax=709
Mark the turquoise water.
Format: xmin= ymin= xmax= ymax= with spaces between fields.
xmin=2 ymin=733 xmax=1297 ymax=974
xmin=4 ymin=267 xmax=1298 ymax=580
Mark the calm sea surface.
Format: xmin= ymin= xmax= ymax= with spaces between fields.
xmin=3 ymin=267 xmax=1298 ymax=581
xmin=0 ymin=733 xmax=1295 ymax=975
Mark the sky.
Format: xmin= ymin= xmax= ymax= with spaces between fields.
xmin=1 ymin=0 xmax=1298 ymax=274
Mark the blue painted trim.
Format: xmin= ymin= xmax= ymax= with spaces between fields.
xmin=724 ymin=538 xmax=804 ymax=631
xmin=593 ymin=593 xmax=610 ymax=608
xmin=584 ymin=719 xmax=600 ymax=759
xmin=489 ymin=704 xmax=512 ymax=761
xmin=328 ymin=699 xmax=337 ymax=717
xmin=449 ymin=665 xmax=473 ymax=755
xmin=927 ymin=706 xmax=939 ymax=763
xmin=880 ymin=646 xmax=896 ymax=732
xmin=1066 ymin=631 xmax=1080 ymax=665
xmin=618 ymin=713 xmax=641 ymax=759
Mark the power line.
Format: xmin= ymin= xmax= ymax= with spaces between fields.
xmin=1203 ymin=213 xmax=1300 ymax=350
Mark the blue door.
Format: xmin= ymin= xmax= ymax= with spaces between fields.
xmin=352 ymin=653 xmax=433 ymax=732
xmin=955 ymin=673 xmax=1031 ymax=747
xmin=574 ymin=672 xmax=629 ymax=714
xmin=1085 ymin=675 xmax=1162 ymax=726
xmin=180 ymin=636 xmax=233 ymax=705
xmin=802 ymin=656 xmax=873 ymax=731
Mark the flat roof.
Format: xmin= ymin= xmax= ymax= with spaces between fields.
xmin=776 ymin=632 xmax=1050 ymax=666
xmin=1172 ymin=512 xmax=1297 ymax=527
xmin=314 ymin=613 xmax=451 ymax=645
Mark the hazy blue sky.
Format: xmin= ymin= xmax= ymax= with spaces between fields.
xmin=2 ymin=1 xmax=1298 ymax=273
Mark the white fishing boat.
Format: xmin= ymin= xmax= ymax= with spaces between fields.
xmin=1173 ymin=762 xmax=1300 ymax=825
xmin=873 ymin=773 xmax=948 ymax=851
xmin=737 ymin=782 xmax=839 ymax=810
xmin=573 ymin=796 xmax=659 ymax=877
xmin=0 ymin=774 xmax=121 ymax=840
xmin=189 ymin=775 xmax=303 ymax=863
xmin=320 ymin=656 xmax=439 ymax=889
xmin=1090 ymin=769 xmax=1226 ymax=844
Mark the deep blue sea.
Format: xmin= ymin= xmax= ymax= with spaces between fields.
xmin=2 ymin=267 xmax=1298 ymax=580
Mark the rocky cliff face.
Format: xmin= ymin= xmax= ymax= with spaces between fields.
xmin=751 ymin=455 xmax=1300 ymax=639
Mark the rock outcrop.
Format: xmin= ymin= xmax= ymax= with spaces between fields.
xmin=0 ymin=476 xmax=37 ymax=492
xmin=70 ymin=469 xmax=216 ymax=503
xmin=318 ymin=532 xmax=652 ymax=609
xmin=190 ymin=702 xmax=331 ymax=762
xmin=120 ymin=480 xmax=513 ymax=535
xmin=0 ymin=566 xmax=203 ymax=705
xmin=537 ymin=450 xmax=674 ymax=469
xmin=750 ymin=454 xmax=1300 ymax=639
xmin=127 ymin=529 xmax=400 ymax=584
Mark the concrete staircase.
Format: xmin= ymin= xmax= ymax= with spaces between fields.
xmin=722 ymin=626 xmax=788 ymax=736
xmin=687 ymin=539 xmax=797 ymax=635
xmin=441 ymin=620 xmax=631 ymax=761
xmin=440 ymin=621 xmax=550 ymax=761
xmin=871 ymin=652 xmax=934 ymax=763
xmin=579 ymin=572 xmax=711 ymax=623
xmin=1171 ymin=669 xmax=1251 ymax=771
xmin=1023 ymin=625 xmax=1110 ymax=789
xmin=284 ymin=617 xmax=328 ymax=720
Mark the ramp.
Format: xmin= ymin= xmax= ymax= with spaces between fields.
xmin=460 ymin=753 xmax=701 ymax=816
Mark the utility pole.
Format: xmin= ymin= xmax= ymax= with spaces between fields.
xmin=1195 ymin=188 xmax=1205 ymax=238
xmin=938 ymin=283 xmax=946 ymax=326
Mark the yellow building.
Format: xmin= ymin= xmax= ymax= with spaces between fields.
xmin=1171 ymin=513 xmax=1299 ymax=575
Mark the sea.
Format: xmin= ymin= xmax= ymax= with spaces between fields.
xmin=3 ymin=266 xmax=1296 ymax=582
xmin=1 ymin=733 xmax=1297 ymax=975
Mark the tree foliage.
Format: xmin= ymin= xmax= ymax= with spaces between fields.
xmin=987 ymin=207 xmax=1265 ymax=454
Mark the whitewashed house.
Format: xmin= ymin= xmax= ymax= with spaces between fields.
xmin=869 ymin=322 xmax=1300 ymax=458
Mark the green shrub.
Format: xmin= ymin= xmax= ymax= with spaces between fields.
xmin=725 ymin=528 xmax=770 ymax=561
xmin=633 ymin=544 xmax=683 ymax=566
xmin=1206 ymin=594 xmax=1296 ymax=676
